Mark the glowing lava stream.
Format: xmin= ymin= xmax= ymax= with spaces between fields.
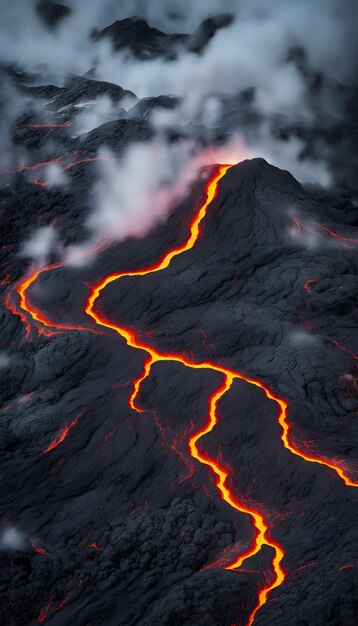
xmin=12 ymin=165 xmax=357 ymax=624
xmin=5 ymin=235 xmax=109 ymax=337
xmin=6 ymin=263 xmax=96 ymax=337
xmin=82 ymin=164 xmax=356 ymax=623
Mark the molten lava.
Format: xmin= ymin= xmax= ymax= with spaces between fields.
xmin=304 ymin=279 xmax=320 ymax=293
xmin=10 ymin=164 xmax=358 ymax=625
xmin=1 ymin=152 xmax=112 ymax=187
xmin=34 ymin=156 xmax=111 ymax=187
xmin=292 ymin=216 xmax=358 ymax=248
xmin=83 ymin=165 xmax=357 ymax=622
xmin=5 ymin=263 xmax=99 ymax=338
xmin=42 ymin=413 xmax=82 ymax=454
xmin=31 ymin=541 xmax=49 ymax=556
xmin=37 ymin=597 xmax=54 ymax=623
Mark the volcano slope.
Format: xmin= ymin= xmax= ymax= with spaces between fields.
xmin=0 ymin=157 xmax=357 ymax=626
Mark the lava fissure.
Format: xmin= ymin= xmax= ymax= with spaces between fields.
xmin=292 ymin=216 xmax=358 ymax=248
xmin=1 ymin=152 xmax=112 ymax=187
xmin=41 ymin=412 xmax=82 ymax=454
xmin=5 ymin=263 xmax=101 ymax=338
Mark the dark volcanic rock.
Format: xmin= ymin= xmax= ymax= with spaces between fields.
xmin=93 ymin=14 xmax=235 ymax=60
xmin=1 ymin=155 xmax=357 ymax=625
xmin=187 ymin=14 xmax=234 ymax=53
xmin=53 ymin=76 xmax=135 ymax=109
xmin=23 ymin=76 xmax=135 ymax=109
xmin=128 ymin=95 xmax=179 ymax=121
xmin=78 ymin=118 xmax=152 ymax=154
xmin=0 ymin=9 xmax=357 ymax=625
xmin=36 ymin=0 xmax=72 ymax=29
xmin=93 ymin=17 xmax=188 ymax=60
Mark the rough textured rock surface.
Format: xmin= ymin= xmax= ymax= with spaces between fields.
xmin=93 ymin=17 xmax=188 ymax=60
xmin=1 ymin=153 xmax=357 ymax=624
xmin=0 ymin=7 xmax=357 ymax=626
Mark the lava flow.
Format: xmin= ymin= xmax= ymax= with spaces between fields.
xmin=33 ymin=155 xmax=112 ymax=187
xmin=304 ymin=279 xmax=320 ymax=293
xmin=292 ymin=216 xmax=358 ymax=248
xmin=1 ymin=152 xmax=113 ymax=187
xmin=5 ymin=239 xmax=109 ymax=337
xmin=4 ymin=263 xmax=95 ymax=338
xmin=11 ymin=164 xmax=358 ymax=624
xmin=41 ymin=412 xmax=82 ymax=454
xmin=82 ymin=164 xmax=355 ymax=623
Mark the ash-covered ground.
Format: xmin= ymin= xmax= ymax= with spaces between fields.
xmin=0 ymin=2 xmax=357 ymax=625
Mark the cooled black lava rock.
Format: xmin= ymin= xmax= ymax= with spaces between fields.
xmin=93 ymin=17 xmax=188 ymax=60
xmin=22 ymin=76 xmax=135 ymax=110
xmin=128 ymin=95 xmax=179 ymax=122
xmin=0 ymin=155 xmax=357 ymax=625
xmin=78 ymin=118 xmax=152 ymax=154
xmin=0 ymin=9 xmax=357 ymax=625
xmin=54 ymin=77 xmax=135 ymax=109
xmin=187 ymin=14 xmax=234 ymax=53
xmin=93 ymin=14 xmax=235 ymax=60
xmin=36 ymin=0 xmax=72 ymax=29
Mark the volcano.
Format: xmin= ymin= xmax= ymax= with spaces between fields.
xmin=1 ymin=154 xmax=357 ymax=625
xmin=0 ymin=3 xmax=357 ymax=626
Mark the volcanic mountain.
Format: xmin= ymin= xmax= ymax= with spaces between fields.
xmin=1 ymin=153 xmax=357 ymax=625
xmin=0 ymin=5 xmax=357 ymax=626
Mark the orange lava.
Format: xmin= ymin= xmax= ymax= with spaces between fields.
xmin=37 ymin=596 xmax=54 ymax=623
xmin=4 ymin=290 xmax=32 ymax=338
xmin=42 ymin=413 xmax=82 ymax=454
xmin=189 ymin=374 xmax=285 ymax=625
xmin=1 ymin=152 xmax=112 ymax=186
xmin=327 ymin=337 xmax=357 ymax=362
xmin=34 ymin=156 xmax=112 ymax=187
xmin=84 ymin=164 xmax=358 ymax=621
xmin=31 ymin=541 xmax=49 ymax=556
xmin=1 ymin=264 xmax=11 ymax=286
xmin=339 ymin=561 xmax=358 ymax=571
xmin=11 ymin=164 xmax=358 ymax=624
xmin=318 ymin=223 xmax=358 ymax=244
xmin=3 ymin=157 xmax=63 ymax=175
xmin=56 ymin=580 xmax=83 ymax=613
xmin=5 ymin=263 xmax=97 ymax=337
xmin=304 ymin=279 xmax=320 ymax=293
xmin=292 ymin=216 xmax=358 ymax=248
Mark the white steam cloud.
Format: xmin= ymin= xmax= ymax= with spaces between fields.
xmin=21 ymin=226 xmax=58 ymax=262
xmin=0 ymin=1 xmax=355 ymax=87
xmin=73 ymin=95 xmax=128 ymax=137
xmin=64 ymin=136 xmax=247 ymax=265
xmin=3 ymin=0 xmax=355 ymax=267
xmin=248 ymin=128 xmax=331 ymax=187
xmin=43 ymin=163 xmax=68 ymax=187
xmin=0 ymin=527 xmax=25 ymax=551
xmin=0 ymin=351 xmax=10 ymax=369
xmin=93 ymin=1 xmax=356 ymax=103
